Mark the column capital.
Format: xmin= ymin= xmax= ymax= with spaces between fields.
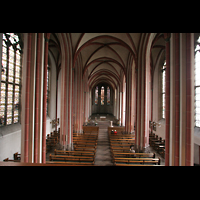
xmin=164 ymin=33 xmax=171 ymax=42
xmin=44 ymin=33 xmax=51 ymax=42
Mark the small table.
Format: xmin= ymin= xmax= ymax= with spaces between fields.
xmin=100 ymin=116 xmax=106 ymax=121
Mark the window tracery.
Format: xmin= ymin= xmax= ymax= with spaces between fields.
xmin=161 ymin=60 xmax=166 ymax=119
xmin=194 ymin=36 xmax=200 ymax=127
xmin=0 ymin=33 xmax=22 ymax=126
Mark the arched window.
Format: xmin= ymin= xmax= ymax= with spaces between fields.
xmin=101 ymin=86 xmax=104 ymax=105
xmin=95 ymin=86 xmax=98 ymax=105
xmin=107 ymin=86 xmax=110 ymax=105
xmin=161 ymin=60 xmax=166 ymax=119
xmin=0 ymin=33 xmax=23 ymax=126
xmin=195 ymin=35 xmax=200 ymax=127
xmin=46 ymin=64 xmax=50 ymax=116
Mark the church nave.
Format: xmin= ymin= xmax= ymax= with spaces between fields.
xmin=0 ymin=33 xmax=199 ymax=166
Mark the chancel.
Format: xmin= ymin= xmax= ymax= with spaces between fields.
xmin=0 ymin=33 xmax=199 ymax=166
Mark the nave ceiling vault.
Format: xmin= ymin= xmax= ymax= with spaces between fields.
xmin=49 ymin=33 xmax=166 ymax=90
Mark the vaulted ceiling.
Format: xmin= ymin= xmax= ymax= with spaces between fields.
xmin=71 ymin=33 xmax=141 ymax=90
xmin=48 ymin=33 xmax=166 ymax=90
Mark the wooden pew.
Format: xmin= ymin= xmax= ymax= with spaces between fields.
xmin=149 ymin=133 xmax=165 ymax=158
xmin=46 ymin=161 xmax=93 ymax=166
xmin=13 ymin=152 xmax=21 ymax=161
xmin=113 ymin=157 xmax=160 ymax=165
xmin=74 ymin=142 xmax=97 ymax=147
xmin=82 ymin=126 xmax=99 ymax=134
xmin=46 ymin=138 xmax=56 ymax=152
xmin=109 ymin=134 xmax=135 ymax=138
xmin=108 ymin=126 xmax=125 ymax=134
xmin=47 ymin=134 xmax=58 ymax=144
xmin=73 ymin=135 xmax=98 ymax=139
xmin=54 ymin=149 xmax=95 ymax=157
xmin=110 ymin=139 xmax=135 ymax=144
xmin=115 ymin=164 xmax=164 ymax=166
xmin=110 ymin=143 xmax=134 ymax=148
xmin=3 ymin=158 xmax=20 ymax=162
xmin=112 ymin=152 xmax=155 ymax=158
xmin=110 ymin=138 xmax=135 ymax=142
xmin=0 ymin=161 xmax=93 ymax=166
xmin=4 ymin=152 xmax=21 ymax=162
xmin=111 ymin=147 xmax=133 ymax=153
xmin=73 ymin=141 xmax=97 ymax=146
xmin=49 ymin=154 xmax=94 ymax=165
xmin=74 ymin=146 xmax=96 ymax=152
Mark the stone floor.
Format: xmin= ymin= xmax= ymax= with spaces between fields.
xmin=92 ymin=114 xmax=165 ymax=166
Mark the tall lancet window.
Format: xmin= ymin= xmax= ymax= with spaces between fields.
xmin=161 ymin=60 xmax=166 ymax=119
xmin=101 ymin=86 xmax=104 ymax=105
xmin=1 ymin=33 xmax=22 ymax=126
xmin=107 ymin=86 xmax=110 ymax=105
xmin=95 ymin=86 xmax=98 ymax=105
xmin=46 ymin=64 xmax=50 ymax=116
xmin=195 ymin=35 xmax=200 ymax=127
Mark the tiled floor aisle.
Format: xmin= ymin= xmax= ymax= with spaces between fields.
xmin=94 ymin=117 xmax=114 ymax=166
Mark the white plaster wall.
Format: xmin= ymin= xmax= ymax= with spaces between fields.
xmin=0 ymin=124 xmax=21 ymax=161
xmin=57 ymin=71 xmax=61 ymax=130
xmin=152 ymin=51 xmax=166 ymax=140
xmin=46 ymin=52 xmax=58 ymax=135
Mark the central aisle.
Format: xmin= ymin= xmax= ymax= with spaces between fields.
xmin=94 ymin=118 xmax=114 ymax=166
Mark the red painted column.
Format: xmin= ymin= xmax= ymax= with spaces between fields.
xmin=174 ymin=33 xmax=180 ymax=165
xmin=34 ymin=33 xmax=42 ymax=163
xmin=42 ymin=33 xmax=50 ymax=163
xmin=164 ymin=33 xmax=171 ymax=166
xmin=138 ymin=58 xmax=142 ymax=148
xmin=24 ymin=33 xmax=32 ymax=163
xmin=71 ymin=68 xmax=74 ymax=146
xmin=135 ymin=68 xmax=138 ymax=148
xmin=128 ymin=65 xmax=134 ymax=133
xmin=185 ymin=33 xmax=192 ymax=166
xmin=63 ymin=34 xmax=67 ymax=148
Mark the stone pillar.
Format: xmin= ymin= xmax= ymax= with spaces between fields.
xmin=164 ymin=33 xmax=171 ymax=166
xmin=22 ymin=33 xmax=32 ymax=163
xmin=164 ymin=33 xmax=194 ymax=166
xmin=42 ymin=33 xmax=50 ymax=163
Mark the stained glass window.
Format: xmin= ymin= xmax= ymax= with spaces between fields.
xmin=95 ymin=86 xmax=98 ymax=105
xmin=195 ymin=36 xmax=200 ymax=127
xmin=101 ymin=86 xmax=104 ymax=105
xmin=161 ymin=60 xmax=166 ymax=119
xmin=107 ymin=86 xmax=110 ymax=105
xmin=46 ymin=65 xmax=50 ymax=116
xmin=0 ymin=33 xmax=22 ymax=126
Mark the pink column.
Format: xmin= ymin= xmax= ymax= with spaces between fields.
xmin=24 ymin=33 xmax=32 ymax=163
xmin=174 ymin=33 xmax=180 ymax=165
xmin=42 ymin=33 xmax=50 ymax=163
xmin=135 ymin=68 xmax=138 ymax=148
xmin=185 ymin=33 xmax=192 ymax=166
xmin=34 ymin=33 xmax=42 ymax=163
xmin=164 ymin=33 xmax=171 ymax=166
xmin=138 ymin=62 xmax=142 ymax=148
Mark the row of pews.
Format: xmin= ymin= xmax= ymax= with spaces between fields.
xmin=109 ymin=130 xmax=161 ymax=166
xmin=46 ymin=129 xmax=99 ymax=166
xmin=149 ymin=132 xmax=165 ymax=158
xmin=46 ymin=130 xmax=60 ymax=153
